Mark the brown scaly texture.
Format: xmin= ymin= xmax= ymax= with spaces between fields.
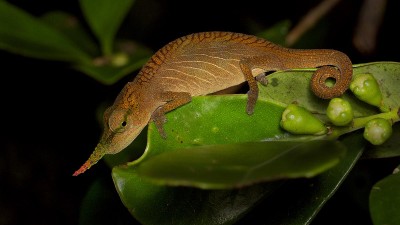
xmin=134 ymin=31 xmax=352 ymax=98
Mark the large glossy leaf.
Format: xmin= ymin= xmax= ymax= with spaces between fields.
xmin=79 ymin=0 xmax=135 ymax=55
xmin=136 ymin=140 xmax=346 ymax=189
xmin=122 ymin=96 xmax=289 ymax=165
xmin=237 ymin=133 xmax=366 ymax=225
xmin=113 ymin=167 xmax=282 ymax=225
xmin=0 ymin=1 xmax=90 ymax=63
xmin=369 ymin=165 xmax=400 ymax=225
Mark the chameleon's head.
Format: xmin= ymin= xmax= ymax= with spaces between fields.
xmin=73 ymin=84 xmax=151 ymax=176
xmin=101 ymin=105 xmax=148 ymax=152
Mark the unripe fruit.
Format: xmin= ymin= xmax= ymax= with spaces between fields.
xmin=280 ymin=104 xmax=327 ymax=135
xmin=350 ymin=73 xmax=384 ymax=110
xmin=363 ymin=118 xmax=392 ymax=145
xmin=326 ymin=98 xmax=354 ymax=126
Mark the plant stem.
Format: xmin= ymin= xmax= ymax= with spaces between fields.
xmin=328 ymin=108 xmax=399 ymax=139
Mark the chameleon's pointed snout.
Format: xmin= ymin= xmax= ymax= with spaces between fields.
xmin=73 ymin=161 xmax=91 ymax=176
xmin=73 ymin=144 xmax=106 ymax=176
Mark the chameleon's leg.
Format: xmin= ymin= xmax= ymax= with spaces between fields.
xmin=151 ymin=91 xmax=192 ymax=138
xmin=239 ymin=60 xmax=258 ymax=115
xmin=239 ymin=55 xmax=286 ymax=115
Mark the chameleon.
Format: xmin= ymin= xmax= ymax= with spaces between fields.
xmin=73 ymin=31 xmax=352 ymax=176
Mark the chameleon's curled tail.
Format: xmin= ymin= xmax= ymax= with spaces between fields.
xmin=284 ymin=48 xmax=353 ymax=99
xmin=73 ymin=144 xmax=106 ymax=176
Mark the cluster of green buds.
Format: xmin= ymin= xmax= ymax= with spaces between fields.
xmin=280 ymin=73 xmax=394 ymax=146
xmin=350 ymin=73 xmax=393 ymax=145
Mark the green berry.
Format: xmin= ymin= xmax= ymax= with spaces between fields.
xmin=363 ymin=118 xmax=392 ymax=145
xmin=326 ymin=98 xmax=354 ymax=126
xmin=280 ymin=104 xmax=327 ymax=135
xmin=350 ymin=73 xmax=383 ymax=108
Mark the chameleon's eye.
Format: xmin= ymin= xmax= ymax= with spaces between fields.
xmin=108 ymin=109 xmax=129 ymax=133
xmin=121 ymin=121 xmax=127 ymax=127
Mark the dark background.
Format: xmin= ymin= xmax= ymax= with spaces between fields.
xmin=1 ymin=0 xmax=399 ymax=224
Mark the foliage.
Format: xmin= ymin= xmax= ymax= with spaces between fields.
xmin=369 ymin=165 xmax=400 ymax=225
xmin=0 ymin=0 xmax=151 ymax=84
xmin=109 ymin=62 xmax=400 ymax=225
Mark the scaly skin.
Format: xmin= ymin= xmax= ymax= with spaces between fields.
xmin=73 ymin=31 xmax=352 ymax=176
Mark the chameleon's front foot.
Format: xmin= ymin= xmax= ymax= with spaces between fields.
xmin=151 ymin=108 xmax=167 ymax=139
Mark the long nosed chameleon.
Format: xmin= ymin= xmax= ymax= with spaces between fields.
xmin=73 ymin=31 xmax=352 ymax=176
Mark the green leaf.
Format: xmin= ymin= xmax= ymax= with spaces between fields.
xmin=79 ymin=0 xmax=135 ymax=55
xmin=137 ymin=95 xmax=289 ymax=161
xmin=40 ymin=11 xmax=99 ymax=57
xmin=113 ymin=168 xmax=282 ymax=225
xmin=136 ymin=140 xmax=345 ymax=189
xmin=369 ymin=165 xmax=400 ymax=225
xmin=0 ymin=1 xmax=91 ymax=63
xmin=363 ymin=123 xmax=400 ymax=158
xmin=74 ymin=40 xmax=152 ymax=85
xmin=238 ymin=133 xmax=365 ymax=225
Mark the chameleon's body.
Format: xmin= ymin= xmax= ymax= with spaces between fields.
xmin=73 ymin=32 xmax=352 ymax=176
